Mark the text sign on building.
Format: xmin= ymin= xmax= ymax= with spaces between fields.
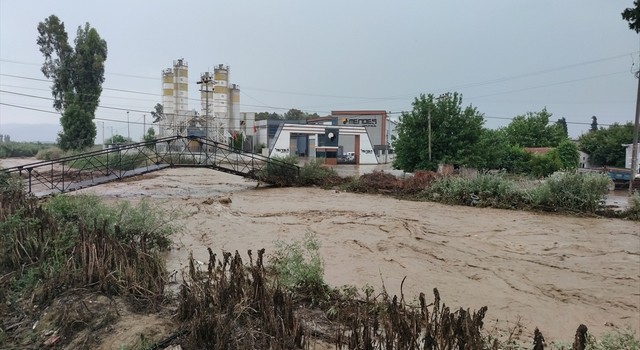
xmin=341 ymin=117 xmax=378 ymax=127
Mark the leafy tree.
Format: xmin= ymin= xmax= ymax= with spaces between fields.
xmin=578 ymin=122 xmax=634 ymax=167
xmin=555 ymin=139 xmax=579 ymax=169
xmin=529 ymin=152 xmax=562 ymax=178
xmin=500 ymin=146 xmax=534 ymax=174
xmin=393 ymin=92 xmax=485 ymax=172
xmin=283 ymin=108 xmax=310 ymax=120
xmin=503 ymin=108 xmax=565 ymax=147
xmin=151 ymin=103 xmax=165 ymax=124
xmin=106 ymin=134 xmax=131 ymax=145
xmin=143 ymin=127 xmax=156 ymax=143
xmin=474 ymin=128 xmax=511 ymax=170
xmin=590 ymin=115 xmax=598 ymax=132
xmin=556 ymin=117 xmax=568 ymax=139
xmin=37 ymin=15 xmax=107 ymax=151
xmin=58 ymin=104 xmax=95 ymax=150
xmin=622 ymin=0 xmax=640 ymax=32
xmin=255 ymin=112 xmax=281 ymax=121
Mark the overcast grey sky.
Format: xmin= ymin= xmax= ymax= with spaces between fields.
xmin=0 ymin=0 xmax=638 ymax=142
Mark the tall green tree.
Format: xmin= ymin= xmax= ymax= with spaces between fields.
xmin=143 ymin=127 xmax=156 ymax=143
xmin=474 ymin=128 xmax=511 ymax=170
xmin=283 ymin=108 xmax=306 ymax=120
xmin=37 ymin=15 xmax=107 ymax=151
xmin=151 ymin=103 xmax=165 ymax=124
xmin=392 ymin=92 xmax=485 ymax=172
xmin=503 ymin=108 xmax=565 ymax=147
xmin=622 ymin=0 xmax=640 ymax=32
xmin=556 ymin=117 xmax=568 ymax=139
xmin=554 ymin=139 xmax=579 ymax=169
xmin=255 ymin=112 xmax=281 ymax=121
xmin=590 ymin=115 xmax=598 ymax=132
xmin=578 ymin=122 xmax=634 ymax=167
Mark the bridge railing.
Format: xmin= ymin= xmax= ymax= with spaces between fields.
xmin=1 ymin=135 xmax=300 ymax=196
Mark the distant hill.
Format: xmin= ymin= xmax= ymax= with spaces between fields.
xmin=0 ymin=123 xmax=61 ymax=143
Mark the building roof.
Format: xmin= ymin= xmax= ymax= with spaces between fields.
xmin=331 ymin=110 xmax=388 ymax=116
xmin=524 ymin=147 xmax=554 ymax=155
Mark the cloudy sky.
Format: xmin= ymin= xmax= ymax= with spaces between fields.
xmin=0 ymin=0 xmax=638 ymax=142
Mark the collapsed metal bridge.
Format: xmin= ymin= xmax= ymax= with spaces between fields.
xmin=1 ymin=135 xmax=299 ymax=197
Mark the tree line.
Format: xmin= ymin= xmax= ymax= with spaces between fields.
xmin=392 ymin=93 xmax=635 ymax=176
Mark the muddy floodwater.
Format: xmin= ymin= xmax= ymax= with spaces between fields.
xmin=65 ymin=167 xmax=640 ymax=341
xmin=2 ymin=158 xmax=639 ymax=340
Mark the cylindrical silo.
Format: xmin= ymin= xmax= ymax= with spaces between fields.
xmin=173 ymin=58 xmax=189 ymax=122
xmin=229 ymin=84 xmax=241 ymax=131
xmin=213 ymin=64 xmax=229 ymax=142
xmin=161 ymin=68 xmax=175 ymax=137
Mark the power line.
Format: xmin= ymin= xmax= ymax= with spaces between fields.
xmin=2 ymin=51 xmax=637 ymax=100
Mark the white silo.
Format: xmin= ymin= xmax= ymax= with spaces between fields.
xmin=213 ymin=64 xmax=229 ymax=142
xmin=229 ymin=84 xmax=241 ymax=131
xmin=161 ymin=68 xmax=175 ymax=138
xmin=161 ymin=58 xmax=189 ymax=137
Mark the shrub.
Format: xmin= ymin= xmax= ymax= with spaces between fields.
xmin=625 ymin=192 xmax=640 ymax=221
xmin=0 ymin=142 xmax=49 ymax=158
xmin=399 ymin=170 xmax=438 ymax=195
xmin=271 ymin=232 xmax=327 ymax=302
xmin=297 ymin=159 xmax=342 ymax=187
xmin=530 ymin=151 xmax=563 ymax=178
xmin=256 ymin=155 xmax=299 ymax=186
xmin=585 ymin=328 xmax=640 ymax=350
xmin=66 ymin=151 xmax=150 ymax=171
xmin=529 ymin=171 xmax=610 ymax=213
xmin=35 ymin=146 xmax=65 ymax=160
xmin=340 ymin=171 xmax=399 ymax=194
xmin=424 ymin=173 xmax=526 ymax=209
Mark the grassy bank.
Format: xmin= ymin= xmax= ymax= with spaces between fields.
xmin=0 ymin=177 xmax=178 ymax=347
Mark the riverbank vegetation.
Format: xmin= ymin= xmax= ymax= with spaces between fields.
xmin=1 ymin=169 xmax=639 ymax=348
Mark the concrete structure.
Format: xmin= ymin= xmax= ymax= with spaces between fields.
xmin=623 ymin=144 xmax=640 ymax=173
xmin=230 ymin=84 xmax=241 ymax=130
xmin=160 ymin=59 xmax=189 ymax=137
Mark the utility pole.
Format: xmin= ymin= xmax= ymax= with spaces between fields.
xmin=197 ymin=73 xmax=213 ymax=141
xmin=127 ymin=111 xmax=130 ymax=140
xmin=143 ymin=114 xmax=146 ymax=140
xmin=428 ymin=108 xmax=432 ymax=161
xmin=428 ymin=93 xmax=450 ymax=164
xmin=197 ymin=72 xmax=213 ymax=162
xmin=631 ymin=71 xmax=640 ymax=194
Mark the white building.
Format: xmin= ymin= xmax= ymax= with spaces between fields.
xmin=623 ymin=144 xmax=640 ymax=172
xmin=579 ymin=151 xmax=590 ymax=169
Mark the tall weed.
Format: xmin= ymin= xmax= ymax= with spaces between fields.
xmin=0 ymin=188 xmax=177 ymax=307
xmin=271 ymin=232 xmax=327 ymax=301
